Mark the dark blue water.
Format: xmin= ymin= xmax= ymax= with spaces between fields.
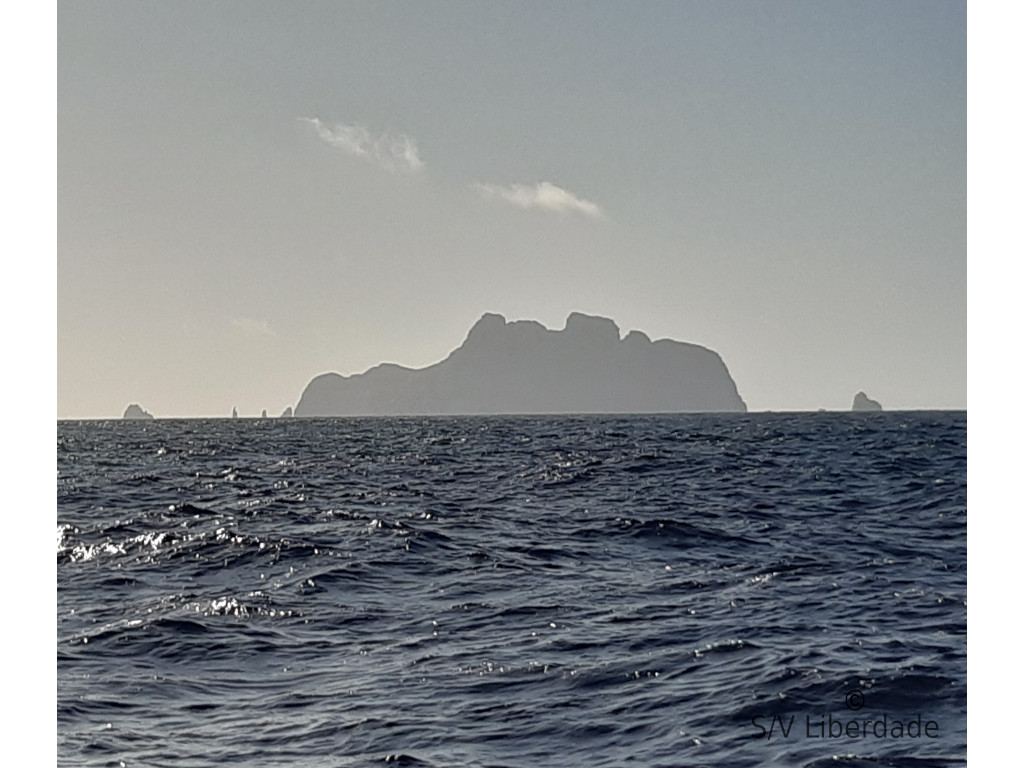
xmin=57 ymin=413 xmax=966 ymax=767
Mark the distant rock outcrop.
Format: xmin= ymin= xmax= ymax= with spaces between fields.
xmin=295 ymin=312 xmax=747 ymax=416
xmin=280 ymin=406 xmax=293 ymax=418
xmin=123 ymin=403 xmax=154 ymax=420
xmin=852 ymin=391 xmax=883 ymax=411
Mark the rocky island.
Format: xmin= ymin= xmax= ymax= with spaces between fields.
xmin=295 ymin=312 xmax=746 ymax=416
xmin=122 ymin=403 xmax=155 ymax=420
xmin=852 ymin=391 xmax=883 ymax=411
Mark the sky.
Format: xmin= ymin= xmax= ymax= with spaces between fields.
xmin=57 ymin=0 xmax=966 ymax=418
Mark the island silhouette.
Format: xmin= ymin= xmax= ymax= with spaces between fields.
xmin=122 ymin=403 xmax=154 ymax=420
xmin=295 ymin=312 xmax=746 ymax=416
xmin=852 ymin=391 xmax=883 ymax=411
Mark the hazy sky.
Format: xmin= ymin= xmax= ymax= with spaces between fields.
xmin=57 ymin=0 xmax=965 ymax=418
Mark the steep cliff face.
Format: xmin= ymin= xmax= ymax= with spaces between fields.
xmin=295 ymin=313 xmax=747 ymax=416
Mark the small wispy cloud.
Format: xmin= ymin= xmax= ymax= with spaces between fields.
xmin=299 ymin=117 xmax=424 ymax=174
xmin=230 ymin=317 xmax=278 ymax=338
xmin=474 ymin=181 xmax=604 ymax=219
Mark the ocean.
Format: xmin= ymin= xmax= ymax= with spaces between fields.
xmin=57 ymin=412 xmax=967 ymax=767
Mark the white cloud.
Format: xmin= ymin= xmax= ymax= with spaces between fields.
xmin=299 ymin=117 xmax=424 ymax=174
xmin=474 ymin=181 xmax=604 ymax=218
xmin=230 ymin=317 xmax=278 ymax=338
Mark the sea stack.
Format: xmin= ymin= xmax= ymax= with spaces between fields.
xmin=852 ymin=391 xmax=883 ymax=411
xmin=122 ymin=403 xmax=155 ymax=420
